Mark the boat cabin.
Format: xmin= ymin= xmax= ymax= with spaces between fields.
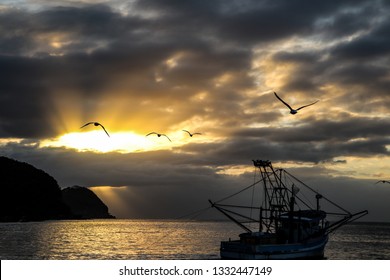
xmin=277 ymin=210 xmax=327 ymax=243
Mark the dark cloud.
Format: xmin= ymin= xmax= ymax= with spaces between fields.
xmin=331 ymin=19 xmax=390 ymax=61
xmin=0 ymin=4 xmax=145 ymax=55
xmin=1 ymin=0 xmax=388 ymax=137
xmin=313 ymin=1 xmax=382 ymax=38
xmin=237 ymin=117 xmax=390 ymax=142
xmin=133 ymin=0 xmax=375 ymax=45
xmin=0 ymin=2 xmax=256 ymax=138
xmin=36 ymin=5 xmax=123 ymax=36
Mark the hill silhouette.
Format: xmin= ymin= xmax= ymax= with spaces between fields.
xmin=62 ymin=186 xmax=115 ymax=219
xmin=0 ymin=156 xmax=115 ymax=222
xmin=0 ymin=156 xmax=71 ymax=222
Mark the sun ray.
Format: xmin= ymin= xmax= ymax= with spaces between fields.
xmin=89 ymin=186 xmax=132 ymax=218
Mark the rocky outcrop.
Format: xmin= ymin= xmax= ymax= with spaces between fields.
xmin=62 ymin=186 xmax=115 ymax=219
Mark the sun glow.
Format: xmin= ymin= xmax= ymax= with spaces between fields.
xmin=40 ymin=127 xmax=214 ymax=153
xmin=89 ymin=186 xmax=132 ymax=218
xmin=41 ymin=131 xmax=177 ymax=153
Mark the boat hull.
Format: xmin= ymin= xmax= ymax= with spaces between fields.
xmin=220 ymin=235 xmax=328 ymax=260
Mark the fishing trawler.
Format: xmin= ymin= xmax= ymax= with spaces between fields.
xmin=209 ymin=160 xmax=368 ymax=259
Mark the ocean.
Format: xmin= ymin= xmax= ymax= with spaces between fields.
xmin=0 ymin=220 xmax=389 ymax=260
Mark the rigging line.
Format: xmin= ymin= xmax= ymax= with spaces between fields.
xmin=176 ymin=206 xmax=212 ymax=220
xmin=249 ymin=164 xmax=257 ymax=219
xmin=213 ymin=203 xmax=263 ymax=209
xmin=214 ymin=206 xmax=260 ymax=223
xmin=214 ymin=177 xmax=266 ymax=204
xmin=188 ymin=209 xmax=211 ymax=220
xmin=290 ymin=174 xmax=316 ymax=209
xmin=284 ymin=170 xmax=351 ymax=214
xmin=283 ymin=173 xmax=313 ymax=210
xmin=282 ymin=171 xmax=294 ymax=207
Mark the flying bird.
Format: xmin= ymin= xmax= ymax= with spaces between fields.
xmin=80 ymin=122 xmax=110 ymax=137
xmin=182 ymin=130 xmax=202 ymax=137
xmin=146 ymin=132 xmax=172 ymax=142
xmin=375 ymin=180 xmax=390 ymax=184
xmin=274 ymin=92 xmax=319 ymax=115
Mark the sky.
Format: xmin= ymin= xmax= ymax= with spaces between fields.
xmin=1 ymin=0 xmax=390 ymax=222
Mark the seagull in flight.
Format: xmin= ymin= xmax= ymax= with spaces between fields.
xmin=146 ymin=132 xmax=172 ymax=142
xmin=375 ymin=180 xmax=390 ymax=184
xmin=274 ymin=92 xmax=319 ymax=115
xmin=182 ymin=130 xmax=202 ymax=137
xmin=80 ymin=122 xmax=110 ymax=137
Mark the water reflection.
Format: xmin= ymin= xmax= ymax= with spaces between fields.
xmin=1 ymin=220 xmax=389 ymax=259
xmin=0 ymin=220 xmax=241 ymax=260
xmin=326 ymin=222 xmax=390 ymax=260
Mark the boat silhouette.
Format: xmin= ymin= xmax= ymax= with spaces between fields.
xmin=209 ymin=160 xmax=368 ymax=259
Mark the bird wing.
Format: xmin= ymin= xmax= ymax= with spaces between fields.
xmin=182 ymin=130 xmax=191 ymax=135
xmin=274 ymin=92 xmax=293 ymax=110
xmin=162 ymin=134 xmax=172 ymax=142
xmin=80 ymin=122 xmax=94 ymax=128
xmin=98 ymin=124 xmax=110 ymax=137
xmin=192 ymin=132 xmax=202 ymax=135
xmin=375 ymin=180 xmax=390 ymax=184
xmin=296 ymin=100 xmax=319 ymax=111
xmin=146 ymin=132 xmax=157 ymax=136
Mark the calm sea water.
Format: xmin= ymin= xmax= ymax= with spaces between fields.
xmin=0 ymin=220 xmax=389 ymax=260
